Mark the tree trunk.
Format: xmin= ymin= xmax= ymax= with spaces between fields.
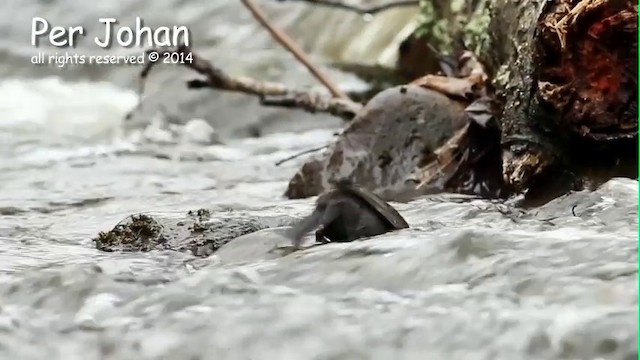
xmin=488 ymin=0 xmax=637 ymax=202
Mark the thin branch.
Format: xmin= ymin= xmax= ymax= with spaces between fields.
xmin=275 ymin=144 xmax=329 ymax=166
xmin=241 ymin=0 xmax=350 ymax=100
xmin=276 ymin=0 xmax=420 ymax=15
xmin=136 ymin=45 xmax=362 ymax=120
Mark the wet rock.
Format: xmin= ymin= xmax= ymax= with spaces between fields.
xmin=284 ymin=85 xmax=468 ymax=199
xmin=93 ymin=210 xmax=295 ymax=257
xmin=139 ymin=112 xmax=176 ymax=145
xmin=525 ymin=178 xmax=638 ymax=232
xmin=182 ymin=118 xmax=220 ymax=145
xmin=286 ymin=181 xmax=410 ymax=249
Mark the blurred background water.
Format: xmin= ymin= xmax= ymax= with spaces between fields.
xmin=0 ymin=1 xmax=637 ymax=359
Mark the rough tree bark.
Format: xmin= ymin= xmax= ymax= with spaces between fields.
xmin=489 ymin=0 xmax=637 ymax=202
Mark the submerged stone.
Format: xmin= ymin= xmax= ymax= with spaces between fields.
xmin=93 ymin=209 xmax=296 ymax=257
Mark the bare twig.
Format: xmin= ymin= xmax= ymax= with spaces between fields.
xmin=548 ymin=0 xmax=608 ymax=49
xmin=241 ymin=0 xmax=349 ymax=99
xmin=260 ymin=93 xmax=362 ymax=119
xmin=275 ymin=144 xmax=329 ymax=166
xmin=276 ymin=0 xmax=420 ymax=15
xmin=137 ymin=45 xmax=362 ymax=120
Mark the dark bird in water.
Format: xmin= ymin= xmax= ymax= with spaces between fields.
xmin=286 ymin=180 xmax=410 ymax=250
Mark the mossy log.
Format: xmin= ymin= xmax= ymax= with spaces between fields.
xmin=498 ymin=0 xmax=637 ymax=199
xmin=287 ymin=0 xmax=637 ymax=202
xmin=93 ymin=210 xmax=299 ymax=257
xmin=425 ymin=0 xmax=637 ymax=197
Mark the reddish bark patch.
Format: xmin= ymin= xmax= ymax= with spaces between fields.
xmin=536 ymin=0 xmax=637 ymax=141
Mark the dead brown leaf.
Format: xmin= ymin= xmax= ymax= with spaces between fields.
xmin=410 ymin=75 xmax=479 ymax=100
xmin=408 ymin=47 xmax=489 ymax=102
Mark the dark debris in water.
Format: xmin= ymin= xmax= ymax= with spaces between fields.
xmin=29 ymin=197 xmax=115 ymax=215
xmin=0 ymin=206 xmax=27 ymax=216
xmin=187 ymin=208 xmax=211 ymax=220
xmin=338 ymin=246 xmax=392 ymax=259
xmin=94 ymin=214 xmax=166 ymax=253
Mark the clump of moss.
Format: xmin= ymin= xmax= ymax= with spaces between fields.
xmin=461 ymin=5 xmax=492 ymax=56
xmin=414 ymin=0 xmax=493 ymax=57
xmin=414 ymin=0 xmax=453 ymax=53
xmin=94 ymin=214 xmax=166 ymax=252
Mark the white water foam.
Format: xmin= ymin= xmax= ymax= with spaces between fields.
xmin=0 ymin=77 xmax=137 ymax=140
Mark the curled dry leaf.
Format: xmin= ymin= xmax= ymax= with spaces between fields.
xmin=409 ymin=48 xmax=490 ymax=103
xmin=457 ymin=50 xmax=489 ymax=83
xmin=426 ymin=43 xmax=459 ymax=78
xmin=402 ymin=45 xmax=505 ymax=198
xmin=413 ymin=123 xmax=470 ymax=191
xmin=410 ymin=75 xmax=479 ymax=100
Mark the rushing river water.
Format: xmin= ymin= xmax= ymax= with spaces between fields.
xmin=0 ymin=1 xmax=638 ymax=359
